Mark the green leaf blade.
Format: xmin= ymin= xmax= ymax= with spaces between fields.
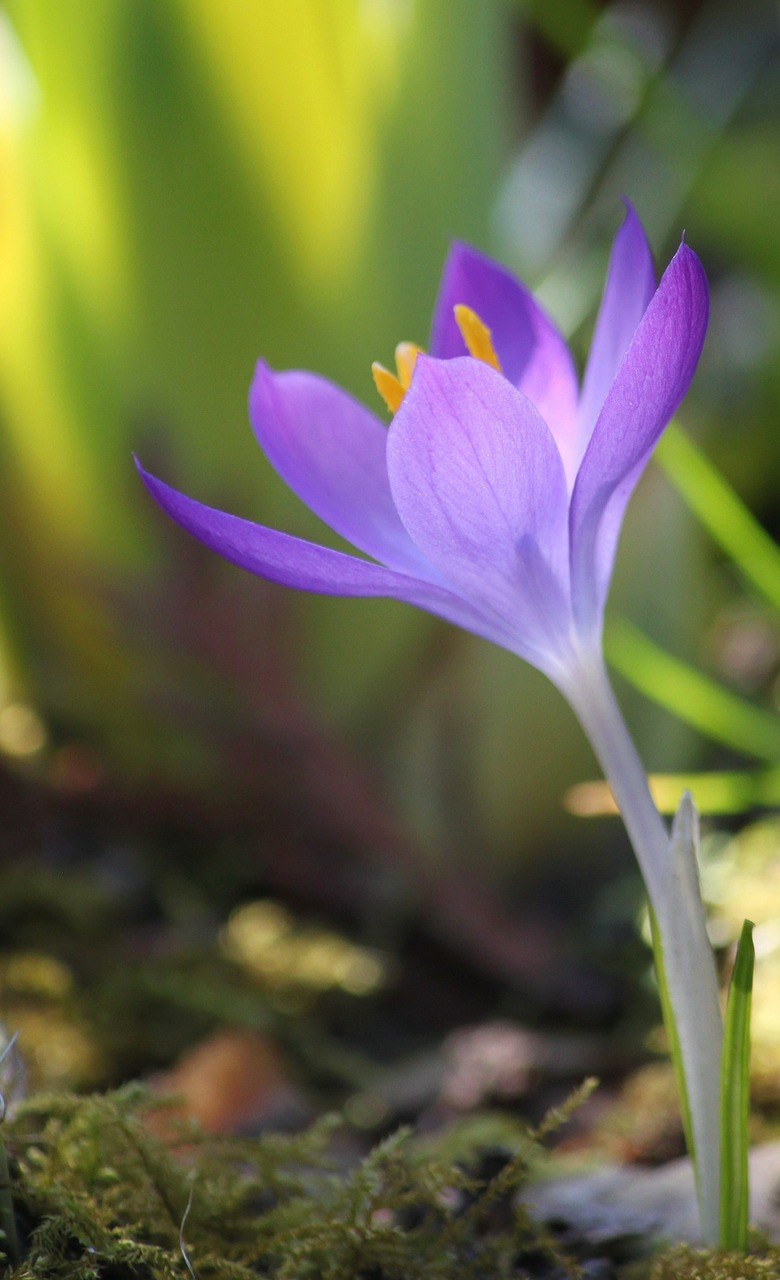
xmin=719 ymin=919 xmax=756 ymax=1252
xmin=657 ymin=425 xmax=780 ymax=613
xmin=605 ymin=618 xmax=780 ymax=764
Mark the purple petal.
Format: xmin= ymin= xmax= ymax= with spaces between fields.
xmin=136 ymin=461 xmax=515 ymax=650
xmin=429 ymin=242 xmax=580 ymax=479
xmin=577 ymin=201 xmax=656 ymax=460
xmin=570 ymin=241 xmax=710 ymax=635
xmin=386 ymin=356 xmax=573 ymax=675
xmin=249 ymin=361 xmax=438 ymax=579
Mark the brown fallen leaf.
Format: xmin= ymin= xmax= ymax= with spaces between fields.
xmin=148 ymin=1029 xmax=304 ymax=1134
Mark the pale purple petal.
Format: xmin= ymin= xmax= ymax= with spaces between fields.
xmin=249 ymin=361 xmax=439 ymax=580
xmin=570 ymin=242 xmax=710 ymax=635
xmin=136 ymin=461 xmax=516 ymax=650
xmin=430 ymin=242 xmax=580 ymax=478
xmin=576 ymin=201 xmax=656 ymax=460
xmin=386 ymin=356 xmax=573 ymax=674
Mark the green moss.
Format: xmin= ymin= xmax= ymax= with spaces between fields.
xmin=644 ymin=1243 xmax=780 ymax=1279
xmin=0 ymin=1084 xmax=572 ymax=1279
xmin=4 ymin=1081 xmax=779 ymax=1278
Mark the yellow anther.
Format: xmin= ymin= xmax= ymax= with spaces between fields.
xmin=454 ymin=304 xmax=502 ymax=372
xmin=372 ymin=341 xmax=423 ymax=414
xmin=372 ymin=362 xmax=405 ymax=414
xmin=394 ymin=342 xmax=421 ymax=390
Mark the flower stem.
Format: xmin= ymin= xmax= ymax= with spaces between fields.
xmin=561 ymin=651 xmax=723 ymax=1245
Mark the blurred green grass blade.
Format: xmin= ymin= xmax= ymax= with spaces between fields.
xmin=656 ymin=426 xmax=780 ymax=613
xmin=649 ymin=905 xmax=697 ymax=1175
xmin=647 ymin=767 xmax=780 ymax=816
xmin=566 ymin=765 xmax=780 ymax=818
xmin=720 ymin=919 xmax=755 ymax=1252
xmin=0 ymin=0 xmax=512 ymax=750
xmin=606 ymin=618 xmax=780 ymax=764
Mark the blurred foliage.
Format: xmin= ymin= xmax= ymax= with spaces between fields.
xmin=0 ymin=0 xmax=508 ymax=745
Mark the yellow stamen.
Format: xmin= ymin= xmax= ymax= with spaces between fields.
xmin=394 ymin=342 xmax=421 ymax=389
xmin=372 ymin=362 xmax=405 ymax=414
xmin=454 ymin=304 xmax=502 ymax=372
xmin=372 ymin=342 xmax=423 ymax=414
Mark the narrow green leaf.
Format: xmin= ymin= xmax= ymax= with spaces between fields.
xmin=566 ymin=765 xmax=780 ymax=817
xmin=657 ymin=425 xmax=780 ymax=612
xmin=642 ymin=766 xmax=780 ymax=816
xmin=650 ymin=794 xmax=722 ymax=1243
xmin=606 ymin=617 xmax=780 ymax=764
xmin=720 ymin=919 xmax=755 ymax=1252
xmin=649 ymin=906 xmax=696 ymax=1173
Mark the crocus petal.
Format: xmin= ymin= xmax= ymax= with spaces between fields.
xmin=136 ymin=461 xmax=516 ymax=651
xmin=429 ymin=242 xmax=580 ymax=479
xmin=570 ymin=241 xmax=709 ymax=635
xmin=249 ymin=361 xmax=439 ymax=580
xmin=386 ymin=356 xmax=573 ymax=675
xmin=577 ymin=200 xmax=656 ymax=460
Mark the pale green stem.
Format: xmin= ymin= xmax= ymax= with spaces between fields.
xmin=559 ymin=648 xmax=723 ymax=1245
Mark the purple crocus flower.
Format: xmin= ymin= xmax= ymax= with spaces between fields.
xmin=137 ymin=204 xmax=723 ymax=1242
xmin=137 ymin=204 xmax=707 ymax=692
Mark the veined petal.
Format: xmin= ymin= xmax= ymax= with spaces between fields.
xmin=430 ymin=242 xmax=580 ymax=479
xmin=249 ymin=361 xmax=438 ymax=579
xmin=570 ymin=241 xmax=710 ymax=635
xmin=136 ymin=461 xmax=516 ymax=650
xmin=386 ymin=356 xmax=573 ymax=675
xmin=577 ymin=201 xmax=656 ymax=460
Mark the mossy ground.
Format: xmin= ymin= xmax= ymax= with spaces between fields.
xmin=0 ymin=1084 xmax=778 ymax=1279
xmin=0 ymin=1085 xmax=575 ymax=1279
xmin=0 ymin=823 xmax=779 ymax=1276
xmin=643 ymin=1244 xmax=780 ymax=1279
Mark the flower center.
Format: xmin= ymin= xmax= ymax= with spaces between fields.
xmin=371 ymin=305 xmax=502 ymax=414
xmin=371 ymin=342 xmax=421 ymax=414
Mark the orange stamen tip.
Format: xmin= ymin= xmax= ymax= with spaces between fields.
xmin=454 ymin=304 xmax=502 ymax=372
xmin=394 ymin=342 xmax=421 ymax=389
xmin=372 ymin=362 xmax=405 ymax=415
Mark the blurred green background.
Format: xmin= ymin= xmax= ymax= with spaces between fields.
xmin=0 ymin=0 xmax=777 ymax=894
